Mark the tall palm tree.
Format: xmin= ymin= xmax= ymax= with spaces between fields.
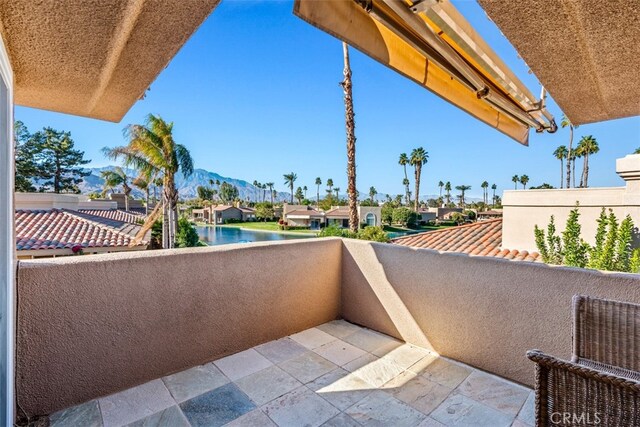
xmin=208 ymin=178 xmax=216 ymax=202
xmin=341 ymin=42 xmax=358 ymax=232
xmin=481 ymin=181 xmax=489 ymax=206
xmin=303 ymin=185 xmax=308 ymax=200
xmin=100 ymin=166 xmax=132 ymax=211
xmin=571 ymin=149 xmax=581 ymax=188
xmin=577 ymin=135 xmax=599 ymax=188
xmin=253 ymin=180 xmax=261 ymax=202
xmin=491 ymin=184 xmax=497 ymax=207
xmin=326 ymin=178 xmax=334 ymax=195
xmin=315 ymin=177 xmax=322 ymax=206
xmin=512 ymin=175 xmax=519 ymax=190
xmin=520 ymin=174 xmax=530 ymax=189
xmin=334 ymin=187 xmax=340 ymax=199
xmin=266 ymin=182 xmax=274 ymax=205
xmin=132 ymin=175 xmax=150 ymax=215
xmin=444 ymin=181 xmax=452 ymax=205
xmin=455 ymin=185 xmax=471 ymax=209
xmin=283 ymin=173 xmax=297 ymax=204
xmin=102 ymin=114 xmax=193 ymax=249
xmin=553 ymin=145 xmax=568 ymax=189
xmin=438 ymin=181 xmax=444 ymax=199
xmin=410 ymin=147 xmax=429 ymax=211
xmin=399 ymin=153 xmax=411 ymax=206
xmin=369 ymin=186 xmax=377 ymax=204
xmin=262 ymin=183 xmax=268 ymax=202
xmin=560 ymin=115 xmax=578 ymax=188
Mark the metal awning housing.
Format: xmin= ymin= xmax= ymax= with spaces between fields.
xmin=294 ymin=0 xmax=556 ymax=145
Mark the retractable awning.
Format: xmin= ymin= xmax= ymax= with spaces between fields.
xmin=294 ymin=0 xmax=556 ymax=145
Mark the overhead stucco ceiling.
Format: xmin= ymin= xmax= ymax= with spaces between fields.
xmin=478 ymin=0 xmax=640 ymax=125
xmin=0 ymin=0 xmax=219 ymax=122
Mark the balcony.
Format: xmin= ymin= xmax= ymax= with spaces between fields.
xmin=16 ymin=238 xmax=640 ymax=426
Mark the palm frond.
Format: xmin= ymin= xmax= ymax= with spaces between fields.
xmin=175 ymin=144 xmax=194 ymax=177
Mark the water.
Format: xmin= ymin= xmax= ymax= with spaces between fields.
xmin=196 ymin=226 xmax=315 ymax=246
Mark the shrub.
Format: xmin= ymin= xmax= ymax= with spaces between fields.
xmin=392 ymin=207 xmax=418 ymax=227
xmin=318 ymin=224 xmax=357 ymax=238
xmin=176 ymin=217 xmax=201 ymax=248
xmin=464 ymin=210 xmax=476 ymax=221
xmin=450 ymin=212 xmax=465 ymax=225
xmin=358 ymin=226 xmax=390 ymax=243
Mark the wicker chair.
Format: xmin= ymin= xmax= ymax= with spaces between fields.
xmin=527 ymin=295 xmax=640 ymax=427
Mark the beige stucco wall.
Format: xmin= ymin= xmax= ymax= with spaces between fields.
xmin=358 ymin=206 xmax=382 ymax=227
xmin=502 ymin=154 xmax=640 ymax=252
xmin=16 ymin=238 xmax=342 ymax=417
xmin=341 ymin=239 xmax=640 ymax=388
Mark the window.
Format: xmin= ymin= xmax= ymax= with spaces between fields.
xmin=366 ymin=213 xmax=376 ymax=227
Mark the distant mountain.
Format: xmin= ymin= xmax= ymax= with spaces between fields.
xmin=79 ymin=166 xmax=291 ymax=202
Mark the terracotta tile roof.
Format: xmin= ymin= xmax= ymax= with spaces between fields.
xmin=78 ymin=209 xmax=144 ymax=224
xmin=392 ymin=219 xmax=540 ymax=262
xmin=211 ymin=205 xmax=236 ymax=212
xmin=15 ymin=209 xmax=148 ymax=252
xmin=286 ymin=209 xmax=324 ymax=217
xmin=325 ymin=207 xmax=349 ymax=218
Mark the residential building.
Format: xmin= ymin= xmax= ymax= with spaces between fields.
xmin=477 ymin=210 xmax=503 ymax=221
xmin=284 ymin=208 xmax=325 ymax=229
xmin=325 ymin=206 xmax=382 ymax=227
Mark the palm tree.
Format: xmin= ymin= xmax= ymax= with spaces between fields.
xmin=560 ymin=115 xmax=578 ymax=188
xmin=283 ymin=172 xmax=297 ymax=203
xmin=341 ymin=42 xmax=358 ymax=232
xmin=512 ymin=175 xmax=519 ymax=190
xmin=634 ymin=148 xmax=640 ymax=154
xmin=266 ymin=182 xmax=274 ymax=205
xmin=553 ymin=145 xmax=568 ymax=189
xmin=315 ymin=177 xmax=322 ymax=206
xmin=438 ymin=181 xmax=444 ymax=199
xmin=102 ymin=114 xmax=193 ymax=248
xmin=369 ymin=186 xmax=377 ymax=204
xmin=409 ymin=147 xmax=429 ymax=211
xmin=444 ymin=181 xmax=452 ymax=205
xmin=399 ymin=153 xmax=411 ymax=206
xmin=132 ymin=175 xmax=150 ymax=215
xmin=577 ymin=135 xmax=599 ymax=188
xmin=491 ymin=184 xmax=497 ymax=207
xmin=253 ymin=180 xmax=261 ymax=202
xmin=295 ymin=187 xmax=304 ymax=204
xmin=326 ymin=178 xmax=334 ymax=195
xmin=303 ymin=186 xmax=308 ymax=200
xmin=571 ymin=149 xmax=581 ymax=188
xmin=100 ymin=167 xmax=131 ymax=211
xmin=334 ymin=187 xmax=340 ymax=199
xmin=520 ymin=174 xmax=530 ymax=189
xmin=481 ymin=181 xmax=489 ymax=206
xmin=455 ymin=185 xmax=471 ymax=209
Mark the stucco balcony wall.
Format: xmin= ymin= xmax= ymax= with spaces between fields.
xmin=15 ymin=237 xmax=640 ymax=418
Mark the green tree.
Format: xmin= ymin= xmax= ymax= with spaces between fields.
xmin=381 ymin=202 xmax=394 ymax=224
xmin=266 ymin=182 xmax=275 ymax=205
xmin=358 ymin=226 xmax=390 ymax=243
xmin=392 ymin=207 xmax=418 ymax=227
xmin=175 ymin=216 xmax=200 ymax=248
xmin=438 ymin=181 xmax=444 ymax=199
xmin=326 ymin=178 xmax=334 ymax=194
xmin=284 ymin=172 xmax=297 ymax=203
xmin=399 ymin=153 xmax=411 ymax=206
xmin=101 ymin=167 xmax=132 ymax=211
xmin=103 ymin=114 xmax=193 ymax=249
xmin=561 ymin=206 xmax=589 ymax=267
xmin=369 ymin=186 xmax=377 ymax=204
xmin=219 ymin=182 xmax=239 ymax=204
xmin=333 ymin=187 xmax=341 ymax=199
xmin=315 ymin=177 xmax=322 ymax=206
xmin=255 ymin=203 xmax=274 ymax=222
xmin=444 ymin=181 xmax=452 ymax=205
xmin=410 ymin=147 xmax=429 ymax=211
xmin=295 ymin=186 xmax=304 ymax=204
xmin=14 ymin=121 xmax=39 ymax=192
xmin=491 ymin=184 xmax=497 ymax=207
xmin=303 ymin=185 xmax=308 ymax=200
xmin=512 ymin=175 xmax=519 ymax=190
xmin=519 ymin=175 xmax=529 ymax=189
xmin=35 ymin=127 xmax=91 ymax=193
xmin=481 ymin=181 xmax=489 ymax=206
xmin=634 ymin=147 xmax=640 ymax=154
xmin=560 ymin=115 xmax=578 ymax=188
xmin=553 ymin=145 xmax=568 ymax=189
xmin=196 ymin=185 xmax=214 ymax=201
xmin=455 ymin=185 xmax=471 ymax=209
xmin=576 ymin=135 xmax=599 ymax=188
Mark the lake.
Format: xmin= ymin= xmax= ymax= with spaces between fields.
xmin=196 ymin=226 xmax=315 ymax=246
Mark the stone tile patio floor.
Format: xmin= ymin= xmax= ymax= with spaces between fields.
xmin=49 ymin=320 xmax=534 ymax=427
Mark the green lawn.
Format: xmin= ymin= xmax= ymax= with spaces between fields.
xmin=217 ymin=221 xmax=317 ymax=234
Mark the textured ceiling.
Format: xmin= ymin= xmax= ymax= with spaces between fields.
xmin=478 ymin=0 xmax=640 ymax=125
xmin=0 ymin=0 xmax=219 ymax=122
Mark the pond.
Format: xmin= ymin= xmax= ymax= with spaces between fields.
xmin=196 ymin=226 xmax=315 ymax=246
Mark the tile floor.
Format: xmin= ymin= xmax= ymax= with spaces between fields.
xmin=49 ymin=320 xmax=534 ymax=427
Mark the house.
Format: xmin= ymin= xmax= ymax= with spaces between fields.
xmin=238 ymin=206 xmax=256 ymax=221
xmin=325 ymin=206 xmax=382 ymax=227
xmin=210 ymin=205 xmax=243 ymax=224
xmin=191 ymin=208 xmax=209 ymax=223
xmin=284 ymin=208 xmax=325 ymax=229
xmin=477 ymin=210 xmax=503 ymax=221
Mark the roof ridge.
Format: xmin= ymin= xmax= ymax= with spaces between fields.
xmin=60 ymin=209 xmax=144 ymax=242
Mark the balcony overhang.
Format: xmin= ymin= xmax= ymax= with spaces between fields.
xmin=294 ymin=0 xmax=557 ymax=145
xmin=0 ymin=0 xmax=219 ymax=122
xmin=478 ymin=0 xmax=640 ymax=125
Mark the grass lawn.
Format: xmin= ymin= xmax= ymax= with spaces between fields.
xmin=217 ymin=221 xmax=317 ymax=234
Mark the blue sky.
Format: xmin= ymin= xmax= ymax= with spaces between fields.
xmin=15 ymin=0 xmax=640 ymax=199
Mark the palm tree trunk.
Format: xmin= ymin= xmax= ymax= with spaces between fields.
xmin=145 ymin=188 xmax=149 ymax=216
xmin=572 ymin=159 xmax=576 ymax=188
xmin=560 ymin=159 xmax=564 ymax=189
xmin=290 ymin=184 xmax=294 ymax=204
xmin=342 ymin=42 xmax=359 ymax=233
xmin=124 ymin=190 xmax=130 ymax=212
xmin=414 ymin=165 xmax=420 ymax=212
xmin=163 ymin=175 xmax=178 ymax=249
xmin=316 ymin=186 xmax=320 ymax=207
xmin=566 ymin=127 xmax=573 ymax=188
xmin=583 ymin=153 xmax=589 ymax=188
xmin=403 ymin=166 xmax=410 ymax=206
